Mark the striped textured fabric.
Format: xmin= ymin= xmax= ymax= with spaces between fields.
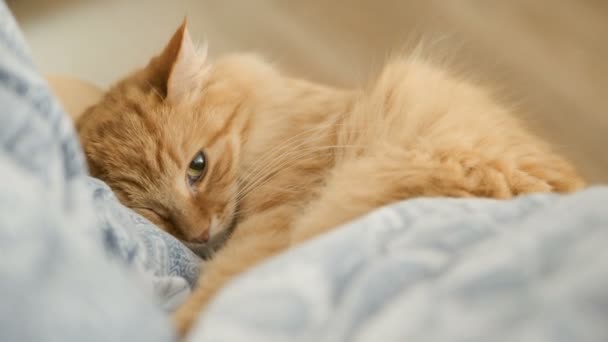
xmin=0 ymin=2 xmax=197 ymax=341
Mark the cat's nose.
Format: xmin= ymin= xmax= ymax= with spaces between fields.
xmin=192 ymin=229 xmax=209 ymax=243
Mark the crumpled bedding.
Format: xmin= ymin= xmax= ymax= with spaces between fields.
xmin=191 ymin=188 xmax=608 ymax=342
xmin=1 ymin=3 xmax=607 ymax=341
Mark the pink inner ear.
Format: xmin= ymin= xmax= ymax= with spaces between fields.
xmin=167 ymin=27 xmax=204 ymax=105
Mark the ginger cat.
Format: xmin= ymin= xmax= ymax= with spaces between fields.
xmin=76 ymin=21 xmax=584 ymax=336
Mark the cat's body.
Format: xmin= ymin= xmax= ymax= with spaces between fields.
xmin=77 ymin=22 xmax=584 ymax=336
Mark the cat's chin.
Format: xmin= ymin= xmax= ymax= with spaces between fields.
xmin=184 ymin=229 xmax=231 ymax=259
xmin=183 ymin=205 xmax=239 ymax=259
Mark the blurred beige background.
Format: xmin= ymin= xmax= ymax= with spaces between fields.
xmin=9 ymin=0 xmax=608 ymax=183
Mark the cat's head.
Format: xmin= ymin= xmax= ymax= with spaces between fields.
xmin=77 ymin=21 xmax=279 ymax=243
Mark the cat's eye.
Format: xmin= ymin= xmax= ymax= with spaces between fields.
xmin=187 ymin=151 xmax=207 ymax=184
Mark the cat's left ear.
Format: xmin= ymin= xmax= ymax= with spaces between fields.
xmin=166 ymin=20 xmax=206 ymax=105
xmin=147 ymin=19 xmax=206 ymax=105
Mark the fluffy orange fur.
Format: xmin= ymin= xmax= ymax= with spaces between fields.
xmin=76 ymin=22 xmax=585 ymax=337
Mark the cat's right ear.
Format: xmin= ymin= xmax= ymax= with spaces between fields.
xmin=144 ymin=19 xmax=206 ymax=103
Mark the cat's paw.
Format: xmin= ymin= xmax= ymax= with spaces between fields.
xmin=501 ymin=156 xmax=586 ymax=196
xmin=516 ymin=159 xmax=586 ymax=194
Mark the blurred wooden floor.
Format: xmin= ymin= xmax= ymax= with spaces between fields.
xmin=10 ymin=0 xmax=608 ymax=183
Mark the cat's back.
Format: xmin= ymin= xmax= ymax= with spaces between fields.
xmin=341 ymin=57 xmax=540 ymax=154
xmin=336 ymin=56 xmax=584 ymax=194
